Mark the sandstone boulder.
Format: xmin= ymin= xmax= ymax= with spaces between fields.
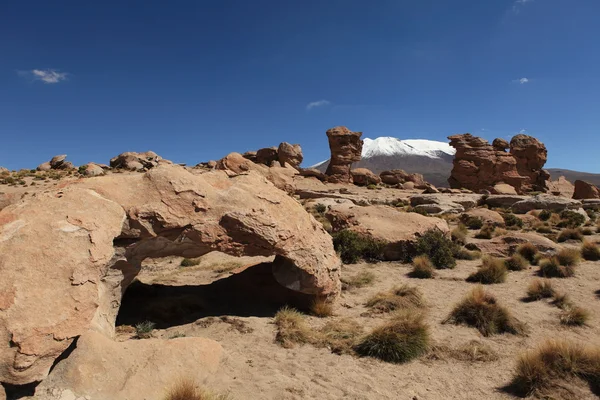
xmin=81 ymin=163 xmax=104 ymax=177
xmin=492 ymin=138 xmax=509 ymax=151
xmin=548 ymin=176 xmax=575 ymax=198
xmin=34 ymin=331 xmax=221 ymax=400
xmin=0 ymin=167 xmax=8 ymax=174
xmin=36 ymin=162 xmax=52 ymax=172
xmin=325 ymin=126 xmax=363 ymax=183
xmin=461 ymin=208 xmax=505 ymax=227
xmin=582 ymin=199 xmax=600 ymax=211
xmin=109 ymin=151 xmax=164 ymax=171
xmin=410 ymin=194 xmax=481 ymax=215
xmin=278 ymin=142 xmax=303 ymax=169
xmin=49 ymin=155 xmax=67 ymax=169
xmin=492 ymin=183 xmax=518 ymax=195
xmin=468 ymin=232 xmax=561 ymax=258
xmin=379 ymin=170 xmax=426 ymax=187
xmin=509 ymin=134 xmax=550 ymax=192
xmin=484 ymin=195 xmax=529 ymax=208
xmin=255 ymin=147 xmax=279 ymax=166
xmin=351 ymin=168 xmax=381 ymax=186
xmin=242 ymin=151 xmax=258 ymax=163
xmin=573 ymin=180 xmax=600 ymax=200
xmin=325 ymin=204 xmax=449 ymax=260
xmin=511 ymin=194 xmax=582 ymax=214
xmin=0 ymin=164 xmax=340 ymax=385
xmin=299 ymin=168 xmax=327 ymax=181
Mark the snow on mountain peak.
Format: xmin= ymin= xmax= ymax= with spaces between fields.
xmin=362 ymin=137 xmax=455 ymax=159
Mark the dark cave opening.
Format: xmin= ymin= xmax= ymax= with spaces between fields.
xmin=115 ymin=261 xmax=315 ymax=329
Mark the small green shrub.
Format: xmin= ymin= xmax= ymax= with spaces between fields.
xmin=332 ymin=230 xmax=387 ymax=264
xmin=504 ymin=213 xmax=523 ymax=228
xmin=314 ymin=203 xmax=327 ymax=214
xmin=475 ymin=224 xmax=495 ymax=239
xmin=409 ymin=255 xmax=434 ymax=279
xmin=556 ymin=248 xmax=581 ymax=267
xmin=505 ymin=254 xmax=528 ymax=271
xmin=581 ymin=227 xmax=594 ymax=236
xmin=367 ymin=184 xmax=377 ymax=190
xmin=538 ymin=257 xmax=575 ymax=278
xmin=581 ymin=241 xmax=600 ymax=261
xmin=415 ymin=229 xmax=457 ymax=269
xmin=557 ymin=228 xmax=583 ymax=243
xmin=557 ymin=210 xmax=586 ymax=228
xmin=355 ymin=311 xmax=430 ymax=363
xmin=466 ymin=256 xmax=507 ymax=284
xmin=77 ymin=165 xmax=88 ymax=175
xmin=180 ymin=258 xmax=200 ymax=267
xmin=538 ymin=210 xmax=552 ymax=221
xmin=465 ymin=217 xmax=484 ymax=230
xmin=135 ymin=321 xmax=156 ymax=339
xmin=516 ymin=243 xmax=538 ymax=264
xmin=535 ymin=224 xmax=553 ymax=234
xmin=274 ymin=307 xmax=313 ymax=348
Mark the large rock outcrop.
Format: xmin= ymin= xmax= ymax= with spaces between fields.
xmin=109 ymin=151 xmax=168 ymax=171
xmin=573 ymin=180 xmax=600 ymax=200
xmin=448 ymin=133 xmax=550 ymax=194
xmin=350 ymin=168 xmax=381 ymax=186
xmin=37 ymin=155 xmax=74 ymax=172
xmin=324 ymin=126 xmax=363 ymax=183
xmin=277 ymin=142 xmax=303 ymax=169
xmin=0 ymin=164 xmax=341 ymax=386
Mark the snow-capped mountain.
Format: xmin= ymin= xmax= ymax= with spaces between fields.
xmin=312 ymin=137 xmax=456 ymax=187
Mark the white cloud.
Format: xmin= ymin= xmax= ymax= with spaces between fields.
xmin=512 ymin=77 xmax=530 ymax=84
xmin=19 ymin=69 xmax=68 ymax=84
xmin=306 ymin=99 xmax=331 ymax=110
xmin=513 ymin=0 xmax=534 ymax=13
xmin=519 ymin=128 xmax=527 ymax=134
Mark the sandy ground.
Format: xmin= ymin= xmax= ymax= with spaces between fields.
xmin=116 ymin=234 xmax=600 ymax=400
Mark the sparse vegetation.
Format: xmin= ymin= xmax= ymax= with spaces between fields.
xmin=314 ymin=203 xmax=327 ymax=214
xmin=367 ymin=184 xmax=377 ymax=190
xmin=538 ymin=257 xmax=575 ymax=278
xmin=466 ymin=256 xmax=507 ymax=284
xmin=516 ymin=242 xmax=538 ymax=264
xmin=581 ymin=241 xmax=600 ymax=261
xmin=475 ymin=223 xmax=495 ymax=239
xmin=310 ymin=297 xmax=334 ymax=318
xmin=180 ymin=258 xmax=201 ymax=267
xmin=505 ymin=254 xmax=528 ymax=271
xmin=332 ymin=230 xmax=387 ymax=264
xmin=169 ymin=332 xmax=186 ymax=339
xmin=317 ymin=318 xmax=363 ymax=355
xmin=366 ymin=284 xmax=424 ymax=313
xmin=135 ymin=321 xmax=156 ymax=339
xmin=581 ymin=227 xmax=594 ymax=236
xmin=535 ymin=224 xmax=553 ymax=234
xmin=341 ymin=271 xmax=376 ymax=289
xmin=164 ymin=378 xmax=229 ymax=400
xmin=355 ymin=311 xmax=430 ymax=364
xmin=415 ymin=229 xmax=457 ymax=269
xmin=274 ymin=307 xmax=313 ymax=348
xmin=551 ymin=292 xmax=571 ymax=309
xmin=428 ymin=340 xmax=499 ymax=363
xmin=557 ymin=210 xmax=586 ymax=228
xmin=503 ymin=213 xmax=524 ymax=228
xmin=451 ymin=224 xmax=468 ymax=245
xmin=555 ymin=248 xmax=581 ymax=267
xmin=444 ymin=286 xmax=525 ymax=336
xmin=465 ymin=216 xmax=484 ymax=230
xmin=526 ymin=279 xmax=555 ymax=301
xmin=454 ymin=247 xmax=482 ymax=260
xmin=559 ymin=306 xmax=589 ymax=326
xmin=509 ymin=340 xmax=600 ymax=397
xmin=557 ymin=228 xmax=583 ymax=243
xmin=538 ymin=209 xmax=552 ymax=221
xmin=409 ymin=255 xmax=434 ymax=279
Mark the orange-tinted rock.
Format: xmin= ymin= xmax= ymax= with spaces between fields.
xmin=277 ymin=142 xmax=303 ymax=169
xmin=255 ymin=147 xmax=279 ymax=166
xmin=548 ymin=176 xmax=575 ymax=198
xmin=379 ymin=170 xmax=426 ymax=187
xmin=351 ymin=168 xmax=381 ymax=186
xmin=325 ymin=126 xmax=363 ymax=183
xmin=509 ymin=134 xmax=550 ymax=192
xmin=573 ymin=180 xmax=600 ymax=199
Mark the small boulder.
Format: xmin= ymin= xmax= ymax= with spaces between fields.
xmin=278 ymin=142 xmax=303 ymax=169
xmin=255 ymin=147 xmax=279 ymax=166
xmin=468 ymin=232 xmax=561 ymax=258
xmin=512 ymin=194 xmax=582 ymax=214
xmin=36 ymin=162 xmax=52 ymax=172
xmin=49 ymin=154 xmax=67 ymax=169
xmin=242 ymin=151 xmax=258 ymax=163
xmin=110 ymin=151 xmax=163 ymax=171
xmin=0 ymin=167 xmax=9 ymax=174
xmin=492 ymin=183 xmax=518 ymax=195
xmin=299 ymin=168 xmax=327 ymax=181
xmin=484 ymin=195 xmax=529 ymax=208
xmin=548 ymin=176 xmax=575 ymax=198
xmin=461 ymin=208 xmax=505 ymax=227
xmin=573 ymin=180 xmax=600 ymax=200
xmin=351 ymin=168 xmax=381 ymax=186
xmin=492 ymin=138 xmax=509 ymax=151
xmin=82 ymin=163 xmax=105 ymax=177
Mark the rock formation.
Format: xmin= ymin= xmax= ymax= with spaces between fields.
xmin=81 ymin=162 xmax=105 ymax=177
xmin=109 ymin=151 xmax=168 ymax=171
xmin=0 ymin=164 xmax=340 ymax=386
xmin=548 ymin=176 xmax=575 ymax=198
xmin=324 ymin=126 xmax=363 ymax=183
xmin=350 ymin=168 xmax=381 ymax=186
xmin=573 ymin=180 xmax=600 ymax=199
xmin=379 ymin=170 xmax=426 ymax=187
xmin=37 ymin=155 xmax=75 ymax=172
xmin=509 ymin=134 xmax=550 ymax=192
xmin=448 ymin=133 xmax=550 ymax=194
xmin=255 ymin=147 xmax=279 ymax=166
xmin=277 ymin=142 xmax=303 ymax=169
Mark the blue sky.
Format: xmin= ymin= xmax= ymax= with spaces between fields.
xmin=1 ymin=0 xmax=599 ymax=172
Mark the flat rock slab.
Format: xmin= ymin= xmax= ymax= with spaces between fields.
xmin=468 ymin=232 xmax=562 ymax=257
xmin=511 ymin=194 xmax=582 ymax=214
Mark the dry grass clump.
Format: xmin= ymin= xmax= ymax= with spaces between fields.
xmin=505 ymin=253 xmax=528 ymax=271
xmin=516 ymin=242 xmax=538 ymax=264
xmin=274 ymin=307 xmax=314 ymax=348
xmin=310 ymin=297 xmax=334 ymax=318
xmin=465 ymin=216 xmax=484 ymax=230
xmin=444 ymin=286 xmax=525 ymax=336
xmin=318 ymin=318 xmax=364 ymax=355
xmin=341 ymin=271 xmax=376 ymax=289
xmin=429 ymin=340 xmax=499 ymax=363
xmin=164 ymin=378 xmax=229 ymax=400
xmin=409 ymin=255 xmax=434 ymax=279
xmin=538 ymin=257 xmax=575 ymax=278
xmin=509 ymin=339 xmax=600 ymax=398
xmin=581 ymin=227 xmax=594 ymax=236
xmin=451 ymin=224 xmax=468 ymax=245
xmin=180 ymin=258 xmax=201 ymax=267
xmin=555 ymin=248 xmax=581 ymax=267
xmin=475 ymin=223 xmax=495 ymax=239
xmin=557 ymin=228 xmax=583 ymax=243
xmin=559 ymin=306 xmax=590 ymax=326
xmin=454 ymin=247 xmax=481 ymax=260
xmin=355 ymin=311 xmax=430 ymax=364
xmin=535 ymin=224 xmax=553 ymax=234
xmin=366 ymin=284 xmax=424 ymax=313
xmin=551 ymin=292 xmax=571 ymax=309
xmin=466 ymin=256 xmax=508 ymax=284
xmin=526 ymin=279 xmax=555 ymax=301
xmin=581 ymin=241 xmax=600 ymax=261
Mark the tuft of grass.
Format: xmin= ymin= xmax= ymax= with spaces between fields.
xmin=332 ymin=230 xmax=387 ymax=264
xmin=169 ymin=332 xmax=186 ymax=339
xmin=538 ymin=257 xmax=575 ymax=278
xmin=538 ymin=210 xmax=552 ymax=221
xmin=581 ymin=241 xmax=600 ymax=261
xmin=135 ymin=321 xmax=156 ymax=339
xmin=355 ymin=311 xmax=430 ymax=364
xmin=274 ymin=307 xmax=314 ymax=348
xmin=444 ymin=286 xmax=525 ymax=336
xmin=559 ymin=306 xmax=590 ymax=326
xmin=465 ymin=216 xmax=484 ymax=230
xmin=409 ymin=255 xmax=434 ymax=279
xmin=557 ymin=228 xmax=583 ymax=243
xmin=164 ymin=378 xmax=229 ymax=400
xmin=509 ymin=339 xmax=600 ymax=397
xmin=451 ymin=224 xmax=468 ymax=245
xmin=526 ymin=279 xmax=555 ymax=301
xmin=555 ymin=248 xmax=581 ymax=267
xmin=475 ymin=223 xmax=495 ymax=239
xmin=557 ymin=210 xmax=586 ymax=229
xmin=505 ymin=254 xmax=528 ymax=271
xmin=341 ymin=271 xmax=376 ymax=289
xmin=516 ymin=242 xmax=538 ymax=264
xmin=318 ymin=318 xmax=364 ymax=355
xmin=581 ymin=227 xmax=594 ymax=236
xmin=310 ymin=297 xmax=334 ymax=318
xmin=551 ymin=292 xmax=571 ymax=309
xmin=466 ymin=256 xmax=507 ymax=284
xmin=536 ymin=224 xmax=553 ymax=234
xmin=366 ymin=284 xmax=424 ymax=313
xmin=504 ymin=213 xmax=524 ymax=228
xmin=180 ymin=258 xmax=201 ymax=267
xmin=429 ymin=340 xmax=499 ymax=363
xmin=415 ymin=229 xmax=457 ymax=269
xmin=454 ymin=247 xmax=482 ymax=260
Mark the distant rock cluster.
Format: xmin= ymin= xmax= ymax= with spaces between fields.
xmin=240 ymin=142 xmax=304 ymax=170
